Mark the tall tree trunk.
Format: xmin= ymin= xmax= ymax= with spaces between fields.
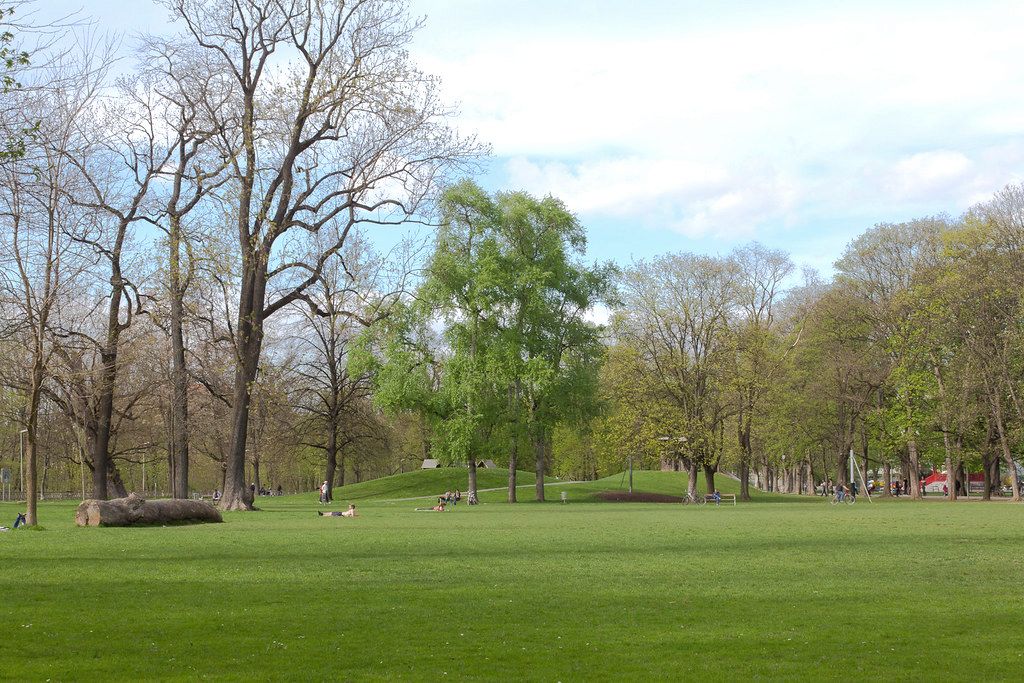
xmin=737 ymin=417 xmax=752 ymax=501
xmin=835 ymin=449 xmax=848 ymax=488
xmin=324 ymin=424 xmax=338 ymax=502
xmin=23 ymin=351 xmax=45 ymax=525
xmin=948 ymin=435 xmax=963 ymax=502
xmin=990 ymin=388 xmax=1021 ymax=501
xmin=221 ymin=255 xmax=267 ymax=511
xmin=685 ymin=459 xmax=698 ymax=501
xmin=92 ymin=347 xmax=118 ymax=500
xmin=981 ymin=447 xmax=993 ymax=501
xmin=702 ymin=463 xmax=716 ymax=495
xmin=882 ymin=461 xmax=891 ymax=497
xmin=508 ymin=382 xmax=519 ymax=503
xmin=942 ymin=441 xmax=955 ymax=502
xmin=931 ymin=359 xmax=956 ymax=502
xmin=169 ymin=217 xmax=190 ymax=499
xmin=533 ymin=429 xmax=545 ymax=502
xmin=108 ymin=464 xmax=129 ymax=499
xmin=508 ymin=433 xmax=518 ymax=503
xmin=906 ymin=437 xmax=921 ymax=500
xmin=468 ymin=457 xmax=478 ymax=500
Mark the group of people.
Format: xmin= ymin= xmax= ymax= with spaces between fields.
xmin=208 ymin=485 xmax=281 ymax=501
xmin=440 ymin=489 xmax=462 ymax=506
xmin=253 ymin=484 xmax=283 ymax=497
xmin=414 ymin=488 xmax=479 ymax=512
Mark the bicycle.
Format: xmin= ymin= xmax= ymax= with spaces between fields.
xmin=681 ymin=493 xmax=707 ymax=506
xmin=830 ymin=492 xmax=855 ymax=506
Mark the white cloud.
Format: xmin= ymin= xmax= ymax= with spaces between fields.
xmin=505 ymin=156 xmax=801 ymax=239
xmin=411 ymin=1 xmax=1024 ymax=249
xmin=884 ymin=151 xmax=974 ymax=201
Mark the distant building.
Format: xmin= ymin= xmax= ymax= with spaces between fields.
xmin=476 ymin=460 xmax=497 ymax=469
xmin=421 ymin=459 xmax=442 ymax=469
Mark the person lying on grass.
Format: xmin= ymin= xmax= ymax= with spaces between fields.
xmin=318 ymin=504 xmax=357 ymax=518
xmin=415 ymin=502 xmax=446 ymax=512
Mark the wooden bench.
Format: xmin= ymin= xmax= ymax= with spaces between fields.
xmin=704 ymin=493 xmax=736 ymax=506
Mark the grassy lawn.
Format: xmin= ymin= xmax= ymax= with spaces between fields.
xmin=1 ymin=473 xmax=1022 ymax=681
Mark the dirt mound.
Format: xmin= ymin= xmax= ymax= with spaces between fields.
xmin=595 ymin=491 xmax=682 ymax=503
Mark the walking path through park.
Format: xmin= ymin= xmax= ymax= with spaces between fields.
xmin=378 ymin=481 xmax=590 ymax=503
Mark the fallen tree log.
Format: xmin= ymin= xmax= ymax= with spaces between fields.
xmin=75 ymin=493 xmax=223 ymax=527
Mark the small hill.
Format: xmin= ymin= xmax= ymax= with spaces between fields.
xmin=280 ymin=467 xmax=788 ymax=506
xmin=324 ymin=467 xmax=536 ymax=502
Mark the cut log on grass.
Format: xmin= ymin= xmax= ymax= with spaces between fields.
xmin=75 ymin=493 xmax=223 ymax=527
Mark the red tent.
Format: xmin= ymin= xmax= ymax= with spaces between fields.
xmin=923 ymin=471 xmax=984 ymax=493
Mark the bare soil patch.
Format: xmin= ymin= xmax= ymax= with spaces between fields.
xmin=594 ymin=491 xmax=682 ymax=503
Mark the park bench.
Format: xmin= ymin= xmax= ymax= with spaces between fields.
xmin=704 ymin=493 xmax=736 ymax=506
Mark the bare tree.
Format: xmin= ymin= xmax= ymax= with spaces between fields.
xmin=728 ymin=243 xmax=794 ymax=500
xmin=287 ymin=232 xmax=409 ymax=500
xmin=136 ymin=37 xmax=233 ymax=498
xmin=0 ymin=41 xmax=108 ymax=522
xmin=617 ymin=253 xmax=737 ymax=502
xmin=162 ymin=0 xmax=480 ymax=509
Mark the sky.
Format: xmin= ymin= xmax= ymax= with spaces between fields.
xmin=35 ymin=0 xmax=1024 ymax=274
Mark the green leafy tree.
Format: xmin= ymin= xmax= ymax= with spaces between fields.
xmin=358 ymin=181 xmax=610 ymax=501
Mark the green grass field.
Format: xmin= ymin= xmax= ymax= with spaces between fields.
xmin=1 ymin=471 xmax=1022 ymax=681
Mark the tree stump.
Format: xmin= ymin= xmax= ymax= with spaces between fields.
xmin=75 ymin=493 xmax=223 ymax=527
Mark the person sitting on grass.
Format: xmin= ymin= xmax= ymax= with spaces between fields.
xmin=318 ymin=504 xmax=357 ymax=518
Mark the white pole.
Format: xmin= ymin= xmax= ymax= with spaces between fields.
xmin=628 ymin=456 xmax=633 ymax=493
xmin=849 ymin=449 xmax=854 ymax=484
xmin=142 ymin=458 xmax=146 ymax=494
